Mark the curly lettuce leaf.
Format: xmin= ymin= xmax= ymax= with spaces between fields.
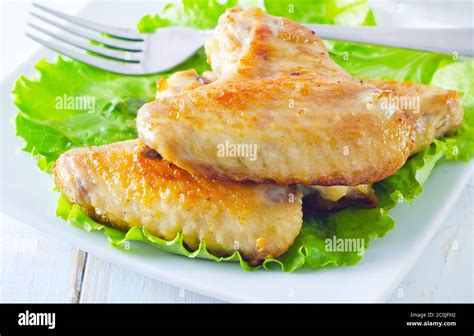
xmin=14 ymin=52 xmax=208 ymax=171
xmin=13 ymin=0 xmax=474 ymax=272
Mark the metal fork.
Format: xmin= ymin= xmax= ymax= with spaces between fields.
xmin=27 ymin=3 xmax=474 ymax=75
xmin=27 ymin=3 xmax=213 ymax=75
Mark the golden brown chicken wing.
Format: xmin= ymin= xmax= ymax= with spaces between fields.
xmin=137 ymin=7 xmax=414 ymax=186
xmin=53 ymin=140 xmax=302 ymax=264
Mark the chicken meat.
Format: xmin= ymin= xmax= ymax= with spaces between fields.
xmin=137 ymin=7 xmax=415 ymax=186
xmin=152 ymin=69 xmax=463 ymax=210
xmin=53 ymin=140 xmax=303 ymax=264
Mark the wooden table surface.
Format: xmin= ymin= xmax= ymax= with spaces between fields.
xmin=1 ymin=0 xmax=472 ymax=303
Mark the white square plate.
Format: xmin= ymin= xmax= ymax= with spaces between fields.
xmin=1 ymin=1 xmax=473 ymax=302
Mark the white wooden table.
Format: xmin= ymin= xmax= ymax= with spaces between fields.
xmin=1 ymin=0 xmax=473 ymax=303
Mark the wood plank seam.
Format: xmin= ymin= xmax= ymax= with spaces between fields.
xmin=75 ymin=252 xmax=89 ymax=303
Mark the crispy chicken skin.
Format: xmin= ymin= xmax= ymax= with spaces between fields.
xmin=53 ymin=140 xmax=302 ymax=264
xmin=137 ymin=7 xmax=414 ymax=186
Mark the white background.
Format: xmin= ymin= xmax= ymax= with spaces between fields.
xmin=0 ymin=0 xmax=472 ymax=302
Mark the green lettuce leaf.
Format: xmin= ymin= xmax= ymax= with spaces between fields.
xmin=381 ymin=140 xmax=447 ymax=203
xmin=264 ymin=0 xmax=375 ymax=26
xmin=14 ymin=52 xmax=208 ymax=171
xmin=12 ymin=0 xmax=474 ymax=272
xmin=431 ymin=61 xmax=474 ymax=161
xmin=329 ymin=43 xmax=455 ymax=84
xmin=138 ymin=0 xmax=263 ymax=31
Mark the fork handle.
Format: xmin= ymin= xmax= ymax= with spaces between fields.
xmin=305 ymin=25 xmax=474 ymax=55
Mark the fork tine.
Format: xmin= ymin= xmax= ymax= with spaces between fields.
xmin=28 ymin=22 xmax=141 ymax=63
xmin=30 ymin=12 xmax=144 ymax=52
xmin=33 ymin=2 xmax=144 ymax=41
xmin=26 ymin=32 xmax=144 ymax=75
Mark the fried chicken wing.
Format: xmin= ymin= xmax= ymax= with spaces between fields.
xmin=53 ymin=140 xmax=302 ymax=264
xmin=137 ymin=7 xmax=414 ymax=186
